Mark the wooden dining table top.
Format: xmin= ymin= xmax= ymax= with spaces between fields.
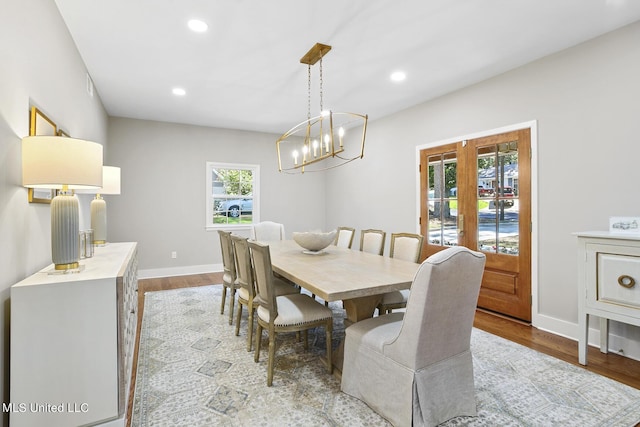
xmin=267 ymin=240 xmax=420 ymax=302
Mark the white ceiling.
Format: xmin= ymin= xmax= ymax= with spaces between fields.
xmin=54 ymin=0 xmax=640 ymax=135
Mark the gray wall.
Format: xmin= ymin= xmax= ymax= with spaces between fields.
xmin=106 ymin=117 xmax=326 ymax=275
xmin=0 ymin=0 xmax=108 ymax=423
xmin=325 ymin=21 xmax=640 ymax=353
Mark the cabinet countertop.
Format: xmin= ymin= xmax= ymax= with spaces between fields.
xmin=12 ymin=242 xmax=137 ymax=288
xmin=573 ymin=231 xmax=640 ymax=241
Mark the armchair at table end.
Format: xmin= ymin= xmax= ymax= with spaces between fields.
xmin=341 ymin=246 xmax=486 ymax=427
xmin=251 ymin=221 xmax=285 ymax=241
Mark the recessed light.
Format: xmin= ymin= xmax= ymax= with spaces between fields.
xmin=390 ymin=71 xmax=406 ymax=82
xmin=172 ymin=87 xmax=186 ymax=96
xmin=188 ymin=19 xmax=208 ymax=33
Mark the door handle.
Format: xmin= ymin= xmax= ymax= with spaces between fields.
xmin=458 ymin=214 xmax=464 ymax=236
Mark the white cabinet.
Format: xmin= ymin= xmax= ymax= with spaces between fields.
xmin=10 ymin=242 xmax=138 ymax=427
xmin=576 ymin=232 xmax=640 ymax=365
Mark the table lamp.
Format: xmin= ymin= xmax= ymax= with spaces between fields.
xmin=22 ymin=136 xmax=103 ymax=270
xmin=89 ymin=166 xmax=121 ymax=245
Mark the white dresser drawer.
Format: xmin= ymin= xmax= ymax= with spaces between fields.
xmin=576 ymin=232 xmax=640 ymax=365
xmin=597 ymin=253 xmax=640 ymax=309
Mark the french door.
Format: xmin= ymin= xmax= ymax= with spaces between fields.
xmin=420 ymin=129 xmax=531 ymax=321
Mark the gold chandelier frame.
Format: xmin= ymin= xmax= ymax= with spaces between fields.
xmin=276 ymin=43 xmax=368 ymax=174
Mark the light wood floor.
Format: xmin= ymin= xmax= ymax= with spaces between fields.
xmin=126 ymin=272 xmax=640 ymax=426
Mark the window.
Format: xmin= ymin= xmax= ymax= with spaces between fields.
xmin=206 ymin=162 xmax=259 ymax=229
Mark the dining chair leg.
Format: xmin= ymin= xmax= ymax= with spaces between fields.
xmin=234 ymin=302 xmax=243 ymax=336
xmin=303 ymin=330 xmax=309 ymax=350
xmin=246 ymin=307 xmax=254 ymax=352
xmin=228 ymin=288 xmax=236 ymax=325
xmin=254 ymin=324 xmax=263 ymax=362
xmin=267 ymin=327 xmax=276 ymax=386
xmin=220 ymin=285 xmax=227 ymax=315
xmin=325 ymin=322 xmax=333 ymax=374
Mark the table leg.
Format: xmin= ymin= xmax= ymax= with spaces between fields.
xmin=342 ymin=295 xmax=383 ymax=323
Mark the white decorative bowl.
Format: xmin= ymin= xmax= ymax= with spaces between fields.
xmin=292 ymin=230 xmax=337 ymax=253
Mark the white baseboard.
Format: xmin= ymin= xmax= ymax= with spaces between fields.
xmin=138 ymin=263 xmax=223 ymax=279
xmin=534 ymin=313 xmax=640 ymax=362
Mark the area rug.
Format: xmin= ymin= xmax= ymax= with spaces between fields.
xmin=131 ymin=285 xmax=640 ymax=426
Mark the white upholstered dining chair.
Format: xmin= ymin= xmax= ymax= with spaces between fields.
xmin=341 ymin=246 xmax=486 ymax=426
xmin=231 ymin=235 xmax=299 ymax=351
xmin=377 ymin=232 xmax=424 ymax=315
xmin=251 ymin=221 xmax=285 ymax=241
xmin=217 ymin=230 xmax=237 ymax=324
xmin=249 ymin=240 xmax=334 ymax=386
xmin=334 ymin=226 xmax=356 ymax=249
xmin=360 ymin=229 xmax=386 ymax=255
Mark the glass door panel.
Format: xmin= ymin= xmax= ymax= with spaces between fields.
xmin=426 ymin=152 xmax=458 ymax=247
xmin=476 ymin=141 xmax=519 ymax=255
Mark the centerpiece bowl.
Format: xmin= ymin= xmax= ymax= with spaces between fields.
xmin=292 ymin=230 xmax=337 ymax=253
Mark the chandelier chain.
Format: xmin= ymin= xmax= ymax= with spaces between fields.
xmin=319 ymin=58 xmax=323 ymax=113
xmin=307 ymin=64 xmax=311 ymax=121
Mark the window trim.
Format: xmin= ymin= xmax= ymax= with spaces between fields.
xmin=205 ymin=161 xmax=260 ymax=230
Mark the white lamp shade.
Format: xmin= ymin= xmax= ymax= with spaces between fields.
xmin=101 ymin=166 xmax=121 ymax=195
xmin=22 ymin=135 xmax=103 ymax=190
xmin=76 ymin=166 xmax=121 ymax=195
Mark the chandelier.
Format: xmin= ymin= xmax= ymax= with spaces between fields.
xmin=276 ymin=43 xmax=368 ymax=174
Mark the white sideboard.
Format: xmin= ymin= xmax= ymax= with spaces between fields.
xmin=10 ymin=242 xmax=138 ymax=427
xmin=576 ymin=232 xmax=640 ymax=365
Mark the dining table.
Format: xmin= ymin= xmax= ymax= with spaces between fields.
xmin=266 ymin=239 xmax=421 ymax=373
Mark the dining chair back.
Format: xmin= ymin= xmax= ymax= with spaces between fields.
xmin=249 ymin=240 xmax=334 ymax=386
xmin=218 ymin=230 xmax=237 ymax=324
xmin=342 ymin=246 xmax=486 ymax=426
xmin=377 ymin=232 xmax=425 ymax=314
xmin=334 ymin=226 xmax=356 ymax=249
xmin=252 ymin=221 xmax=285 ymax=241
xmin=232 ymin=235 xmax=299 ymax=351
xmin=360 ymin=229 xmax=386 ymax=255
xmin=389 ymin=232 xmax=424 ymax=263
xmin=231 ymin=235 xmax=258 ymax=350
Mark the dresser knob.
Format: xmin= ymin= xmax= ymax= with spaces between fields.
xmin=617 ymin=275 xmax=636 ymax=289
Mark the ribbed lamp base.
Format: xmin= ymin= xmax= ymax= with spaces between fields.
xmin=90 ymin=196 xmax=107 ymax=245
xmin=51 ymin=193 xmax=80 ymax=270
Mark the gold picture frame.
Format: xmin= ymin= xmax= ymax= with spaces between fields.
xmin=28 ymin=106 xmax=58 ymax=204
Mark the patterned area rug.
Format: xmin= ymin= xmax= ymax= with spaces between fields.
xmin=131 ymin=285 xmax=640 ymax=426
